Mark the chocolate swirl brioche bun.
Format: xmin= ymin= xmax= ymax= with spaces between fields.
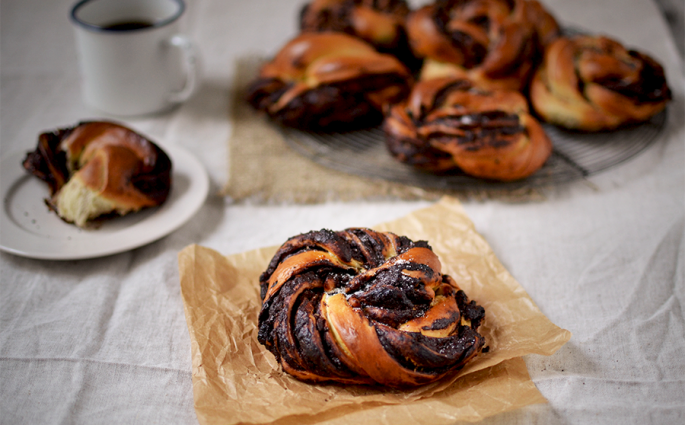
xmin=258 ymin=228 xmax=485 ymax=388
xmin=406 ymin=0 xmax=560 ymax=91
xmin=246 ymin=32 xmax=412 ymax=131
xmin=22 ymin=121 xmax=171 ymax=227
xmin=530 ymin=35 xmax=672 ymax=131
xmin=384 ymin=76 xmax=552 ymax=181
xmin=299 ymin=0 xmax=420 ymax=69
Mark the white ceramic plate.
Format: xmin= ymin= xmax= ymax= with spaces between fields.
xmin=0 ymin=144 xmax=209 ymax=260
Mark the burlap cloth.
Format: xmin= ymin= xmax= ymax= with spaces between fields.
xmin=222 ymin=56 xmax=546 ymax=204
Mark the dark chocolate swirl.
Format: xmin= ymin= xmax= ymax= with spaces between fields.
xmin=258 ymin=228 xmax=485 ymax=388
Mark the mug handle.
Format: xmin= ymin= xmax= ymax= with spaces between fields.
xmin=167 ymin=34 xmax=198 ymax=104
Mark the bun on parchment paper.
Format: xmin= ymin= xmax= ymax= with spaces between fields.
xmin=257 ymin=227 xmax=486 ymax=388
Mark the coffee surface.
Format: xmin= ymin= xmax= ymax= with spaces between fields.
xmin=102 ymin=20 xmax=154 ymax=31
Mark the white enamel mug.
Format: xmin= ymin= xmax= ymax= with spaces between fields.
xmin=71 ymin=0 xmax=198 ymax=116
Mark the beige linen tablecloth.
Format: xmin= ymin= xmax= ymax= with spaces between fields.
xmin=1 ymin=1 xmax=683 ymax=424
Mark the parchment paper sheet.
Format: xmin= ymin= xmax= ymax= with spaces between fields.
xmin=178 ymin=197 xmax=571 ymax=425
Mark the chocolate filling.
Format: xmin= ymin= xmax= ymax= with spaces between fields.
xmin=594 ymin=50 xmax=672 ymax=103
xmin=375 ymin=323 xmax=485 ymax=372
xmin=247 ymin=73 xmax=410 ymax=131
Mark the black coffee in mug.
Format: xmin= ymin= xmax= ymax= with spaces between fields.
xmin=102 ymin=20 xmax=155 ymax=30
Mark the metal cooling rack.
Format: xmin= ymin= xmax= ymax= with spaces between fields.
xmin=280 ymin=110 xmax=667 ymax=191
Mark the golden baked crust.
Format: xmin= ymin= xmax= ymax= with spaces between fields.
xmin=246 ymin=32 xmax=412 ymax=130
xmin=406 ymin=0 xmax=560 ymax=91
xmin=22 ymin=121 xmax=172 ymax=227
xmin=530 ymin=35 xmax=672 ymax=131
xmin=299 ymin=0 xmax=419 ymax=68
xmin=384 ymin=76 xmax=552 ymax=181
xmin=258 ymin=228 xmax=485 ymax=388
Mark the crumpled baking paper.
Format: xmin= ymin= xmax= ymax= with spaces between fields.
xmin=178 ymin=197 xmax=571 ymax=425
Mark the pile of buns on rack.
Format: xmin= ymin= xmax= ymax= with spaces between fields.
xmin=247 ymin=0 xmax=672 ymax=181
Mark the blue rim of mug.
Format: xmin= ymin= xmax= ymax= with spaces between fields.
xmin=70 ymin=0 xmax=186 ymax=32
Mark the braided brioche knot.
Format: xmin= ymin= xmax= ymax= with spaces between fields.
xmin=300 ymin=0 xmax=411 ymax=50
xmin=530 ymin=35 xmax=672 ymax=131
xmin=258 ymin=228 xmax=485 ymax=388
xmin=246 ymin=32 xmax=412 ymax=130
xmin=407 ymin=0 xmax=560 ymax=91
xmin=384 ymin=77 xmax=552 ymax=181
